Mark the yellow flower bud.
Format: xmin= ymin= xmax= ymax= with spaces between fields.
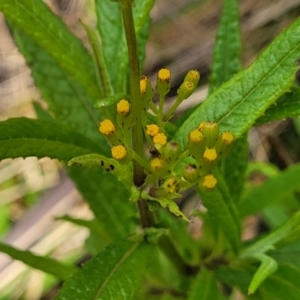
xmin=188 ymin=129 xmax=205 ymax=162
xmin=111 ymin=145 xmax=127 ymax=160
xmin=116 ymin=99 xmax=130 ymax=116
xmin=215 ymin=131 xmax=235 ymax=157
xmin=150 ymin=157 xmax=164 ymax=171
xmin=189 ymin=129 xmax=204 ymax=143
xmin=201 ymin=121 xmax=219 ymax=147
xmin=99 ymin=119 xmax=116 ymax=136
xmin=203 ymin=148 xmax=218 ymax=163
xmin=153 ymin=133 xmax=167 ymax=146
xmin=163 ymin=178 xmax=180 ymax=194
xmin=140 ymin=76 xmax=148 ymax=95
xmin=146 ymin=124 xmax=160 ymax=137
xmin=156 ymin=68 xmax=171 ymax=98
xmin=184 ymin=69 xmax=200 ymax=86
xmin=200 ymin=174 xmax=217 ymax=189
xmin=177 ymin=81 xmax=195 ymax=100
xmin=158 ymin=68 xmax=171 ymax=81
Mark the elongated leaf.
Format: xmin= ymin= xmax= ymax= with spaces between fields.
xmin=199 ymin=173 xmax=241 ymax=253
xmin=0 ymin=242 xmax=76 ymax=280
xmin=174 ymin=17 xmax=300 ymax=145
xmin=238 ymin=163 xmax=300 ymax=217
xmin=255 ymin=87 xmax=300 ymax=125
xmin=240 ymin=211 xmax=300 ymax=259
xmin=13 ymin=29 xmax=105 ymax=145
xmin=248 ymin=254 xmax=278 ymax=295
xmin=0 ymin=118 xmax=100 ymax=161
xmin=255 ymin=263 xmax=300 ymax=300
xmin=209 ymin=0 xmax=247 ymax=202
xmin=55 ymin=241 xmax=152 ymax=300
xmin=0 ymin=0 xmax=101 ymax=102
xmin=209 ymin=0 xmax=241 ymax=93
xmin=12 ymin=23 xmax=134 ymax=240
xmin=57 ymin=216 xmax=107 ymax=239
xmin=188 ymin=269 xmax=220 ymax=300
xmin=95 ymin=0 xmax=154 ymax=92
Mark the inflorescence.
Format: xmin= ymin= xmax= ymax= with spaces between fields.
xmin=98 ymin=69 xmax=235 ymax=220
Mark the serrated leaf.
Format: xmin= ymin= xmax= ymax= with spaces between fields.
xmin=0 ymin=0 xmax=101 ymax=102
xmin=221 ymin=134 xmax=248 ymax=202
xmin=13 ymin=29 xmax=105 ymax=146
xmin=209 ymin=0 xmax=241 ymax=93
xmin=188 ymin=269 xmax=220 ymax=300
xmin=199 ymin=173 xmax=241 ymax=253
xmin=12 ymin=27 xmax=134 ymax=240
xmin=55 ymin=241 xmax=152 ymax=300
xmin=255 ymin=87 xmax=300 ymax=125
xmin=174 ymin=17 xmax=300 ymax=146
xmin=238 ymin=163 xmax=300 ymax=217
xmin=240 ymin=211 xmax=300 ymax=259
xmin=0 ymin=242 xmax=77 ymax=280
xmin=0 ymin=118 xmax=100 ymax=161
xmin=248 ymin=254 xmax=278 ymax=295
xmin=209 ymin=0 xmax=248 ymax=203
xmin=95 ymin=0 xmax=154 ymax=93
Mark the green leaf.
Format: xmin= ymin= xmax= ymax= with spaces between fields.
xmin=188 ymin=269 xmax=220 ymax=300
xmin=80 ymin=21 xmax=112 ymax=98
xmin=0 ymin=0 xmax=100 ymax=102
xmin=0 ymin=242 xmax=76 ymax=280
xmin=209 ymin=0 xmax=241 ymax=93
xmin=254 ymin=263 xmax=300 ymax=300
xmin=95 ymin=0 xmax=154 ymax=92
xmin=255 ymin=87 xmax=300 ymax=125
xmin=199 ymin=173 xmax=241 ymax=253
xmin=221 ymin=133 xmax=248 ymax=202
xmin=13 ymin=29 xmax=105 ymax=146
xmin=248 ymin=254 xmax=278 ymax=295
xmin=240 ymin=211 xmax=300 ymax=259
xmin=68 ymin=154 xmax=133 ymax=187
xmin=55 ymin=241 xmax=152 ymax=300
xmin=32 ymin=101 xmax=54 ymax=121
xmin=238 ymin=163 xmax=300 ymax=217
xmin=57 ymin=215 xmax=108 ymax=239
xmin=68 ymin=166 xmax=134 ymax=240
xmin=0 ymin=118 xmax=101 ymax=161
xmin=12 ymin=29 xmax=134 ymax=240
xmin=174 ymin=17 xmax=300 ymax=145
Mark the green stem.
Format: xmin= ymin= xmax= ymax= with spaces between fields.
xmin=163 ymin=95 xmax=184 ymax=122
xmin=120 ymin=1 xmax=154 ymax=228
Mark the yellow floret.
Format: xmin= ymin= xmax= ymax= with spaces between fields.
xmin=146 ymin=124 xmax=160 ymax=136
xmin=140 ymin=76 xmax=148 ymax=95
xmin=111 ymin=145 xmax=127 ymax=160
xmin=158 ymin=68 xmax=171 ymax=82
xmin=99 ymin=119 xmax=116 ymax=136
xmin=150 ymin=157 xmax=164 ymax=171
xmin=153 ymin=133 xmax=167 ymax=146
xmin=189 ymin=129 xmax=204 ymax=143
xmin=117 ymin=99 xmax=130 ymax=116
xmin=203 ymin=148 xmax=218 ymax=162
xmin=220 ymin=131 xmax=235 ymax=144
xmin=202 ymin=174 xmax=217 ymax=189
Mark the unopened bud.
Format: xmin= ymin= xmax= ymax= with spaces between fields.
xmin=199 ymin=174 xmax=217 ymax=190
xmin=177 ymin=81 xmax=196 ymax=100
xmin=216 ymin=131 xmax=235 ymax=157
xmin=156 ymin=68 xmax=171 ymax=98
xmin=184 ymin=70 xmax=200 ymax=86
xmin=183 ymin=164 xmax=198 ymax=183
xmin=201 ymin=121 xmax=219 ymax=147
xmin=188 ymin=129 xmax=205 ymax=161
xmin=163 ymin=141 xmax=181 ymax=163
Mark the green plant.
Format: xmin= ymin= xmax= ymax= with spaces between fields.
xmin=1 ymin=0 xmax=300 ymax=299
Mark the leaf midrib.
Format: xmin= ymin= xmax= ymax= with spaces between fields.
xmin=94 ymin=242 xmax=139 ymax=299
